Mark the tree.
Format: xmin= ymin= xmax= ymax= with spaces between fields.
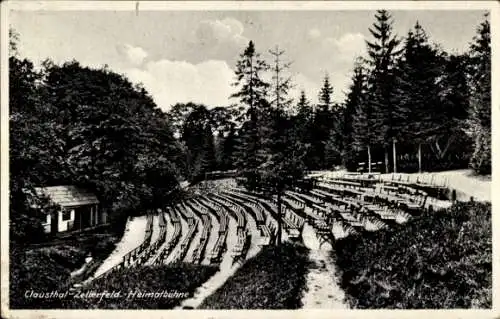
xmin=219 ymin=123 xmax=239 ymax=171
xmin=392 ymin=22 xmax=446 ymax=172
xmin=311 ymin=74 xmax=335 ymax=169
xmin=269 ymin=45 xmax=294 ymax=114
xmin=343 ymin=59 xmax=368 ymax=171
xmin=352 ymin=66 xmax=377 ymax=173
xmin=468 ymin=14 xmax=491 ymax=174
xmin=264 ymin=46 xmax=302 ymax=245
xmin=230 ymin=40 xmax=270 ymax=186
xmin=365 ymin=10 xmax=403 ymax=173
xmin=12 ymin=58 xmax=182 ymax=224
xmin=180 ymin=104 xmax=216 ymax=181
xmin=290 ymin=90 xmax=316 ymax=170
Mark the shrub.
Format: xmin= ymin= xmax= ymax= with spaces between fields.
xmin=200 ymin=242 xmax=310 ymax=309
xmin=334 ymin=202 xmax=491 ymax=308
xmin=10 ymin=248 xmax=72 ymax=309
xmin=470 ymin=130 xmax=491 ymax=175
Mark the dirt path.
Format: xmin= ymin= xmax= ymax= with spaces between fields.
xmin=92 ymin=215 xmax=147 ymax=277
xmin=301 ymin=223 xmax=348 ymax=309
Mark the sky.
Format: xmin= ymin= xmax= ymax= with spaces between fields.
xmin=10 ymin=9 xmax=488 ymax=112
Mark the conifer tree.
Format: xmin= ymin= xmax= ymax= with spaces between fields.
xmin=312 ymin=74 xmax=335 ymax=169
xmin=365 ymin=10 xmax=403 ymax=173
xmin=262 ymin=46 xmax=305 ymax=245
xmin=344 ymin=59 xmax=368 ymax=171
xmin=230 ymin=41 xmax=270 ymax=187
xmin=392 ymin=22 xmax=444 ymax=172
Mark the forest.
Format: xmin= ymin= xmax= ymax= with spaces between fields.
xmin=9 ymin=10 xmax=490 ymax=244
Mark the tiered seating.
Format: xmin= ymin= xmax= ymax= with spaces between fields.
xmin=129 ymin=213 xmax=170 ymax=267
xmin=217 ymin=191 xmax=274 ymax=247
xmin=207 ymin=193 xmax=247 ymax=231
xmin=121 ymin=214 xmax=154 ymax=267
xmin=153 ymin=206 xmax=183 ymax=265
xmin=281 ymin=194 xmax=323 ymax=221
xmin=316 ymin=180 xmax=422 ymax=215
xmin=230 ymin=187 xmax=304 ymax=238
xmin=184 ymin=201 xmax=211 ymax=264
xmin=384 ymin=173 xmax=449 ymax=199
xmin=171 ymin=204 xmax=199 ymax=264
xmin=316 ymin=181 xmax=423 ymax=230
xmin=195 ymin=197 xmax=229 ymax=265
xmin=222 ymin=190 xmax=266 ymax=225
xmin=232 ymin=231 xmax=251 ymax=266
xmin=196 ymin=197 xmax=229 ymax=236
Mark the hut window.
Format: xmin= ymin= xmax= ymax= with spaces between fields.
xmin=62 ymin=210 xmax=72 ymax=221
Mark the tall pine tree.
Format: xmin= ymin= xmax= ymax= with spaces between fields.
xmin=392 ymin=22 xmax=445 ymax=172
xmin=344 ymin=59 xmax=368 ymax=171
xmin=312 ymin=74 xmax=335 ymax=169
xmin=230 ymin=41 xmax=270 ymax=187
xmin=365 ymin=10 xmax=403 ymax=173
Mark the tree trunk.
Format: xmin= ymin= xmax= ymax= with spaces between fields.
xmin=367 ymin=145 xmax=372 ymax=173
xmin=418 ymin=143 xmax=422 ymax=173
xmin=276 ymin=190 xmax=282 ymax=246
xmin=393 ymin=139 xmax=397 ymax=174
xmin=384 ymin=146 xmax=389 ymax=173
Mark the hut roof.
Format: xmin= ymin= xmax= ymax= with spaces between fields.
xmin=34 ymin=186 xmax=99 ymax=207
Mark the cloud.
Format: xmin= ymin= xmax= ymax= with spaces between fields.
xmin=116 ymin=43 xmax=148 ymax=66
xmin=308 ymin=28 xmax=321 ymax=39
xmin=195 ymin=17 xmax=248 ymax=48
xmin=190 ymin=17 xmax=249 ymax=65
xmin=323 ymin=32 xmax=366 ymax=62
xmin=124 ymin=59 xmax=235 ymax=112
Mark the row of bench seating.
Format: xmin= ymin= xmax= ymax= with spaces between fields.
xmin=316 ymin=180 xmax=425 ymax=214
xmin=195 ymin=197 xmax=229 ymax=265
xmin=184 ymin=200 xmax=212 ymax=264
xmin=122 ymin=214 xmax=155 ymax=267
xmin=221 ymin=190 xmax=266 ymax=225
xmin=171 ymin=216 xmax=199 ymax=264
xmin=150 ymin=209 xmax=182 ymax=265
xmin=91 ymin=213 xmax=156 ymax=282
xmin=230 ymin=187 xmax=304 ymax=239
xmin=309 ymin=185 xmax=411 ymax=230
xmin=216 ymin=192 xmax=273 ymax=247
xmin=208 ymin=193 xmax=247 ymax=231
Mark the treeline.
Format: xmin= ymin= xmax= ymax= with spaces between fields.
xmin=170 ymin=10 xmax=491 ymax=179
xmin=9 ymin=31 xmax=184 ymax=244
xmin=9 ymin=10 xmax=490 ymax=242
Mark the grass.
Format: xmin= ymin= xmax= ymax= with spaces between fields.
xmin=333 ymin=201 xmax=492 ymax=309
xmin=199 ymin=242 xmax=310 ymax=309
xmin=9 ymin=231 xmax=119 ymax=309
xmin=26 ymin=264 xmax=219 ymax=309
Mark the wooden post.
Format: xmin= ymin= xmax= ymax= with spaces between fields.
xmin=276 ymin=190 xmax=282 ymax=246
xmin=393 ymin=139 xmax=397 ymax=173
xmin=90 ymin=206 xmax=94 ymax=226
xmin=384 ymin=146 xmax=389 ymax=173
xmin=418 ymin=143 xmax=422 ymax=173
xmin=367 ymin=145 xmax=372 ymax=173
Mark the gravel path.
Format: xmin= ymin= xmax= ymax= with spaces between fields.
xmin=301 ymin=223 xmax=348 ymax=309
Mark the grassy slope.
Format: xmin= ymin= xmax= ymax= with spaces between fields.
xmin=200 ymin=242 xmax=310 ymax=309
xmin=334 ymin=202 xmax=491 ymax=309
xmin=15 ymin=262 xmax=218 ymax=309
xmin=10 ymin=231 xmax=120 ymax=309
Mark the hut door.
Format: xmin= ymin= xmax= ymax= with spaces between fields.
xmin=51 ymin=212 xmax=58 ymax=234
xmin=76 ymin=206 xmax=92 ymax=229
